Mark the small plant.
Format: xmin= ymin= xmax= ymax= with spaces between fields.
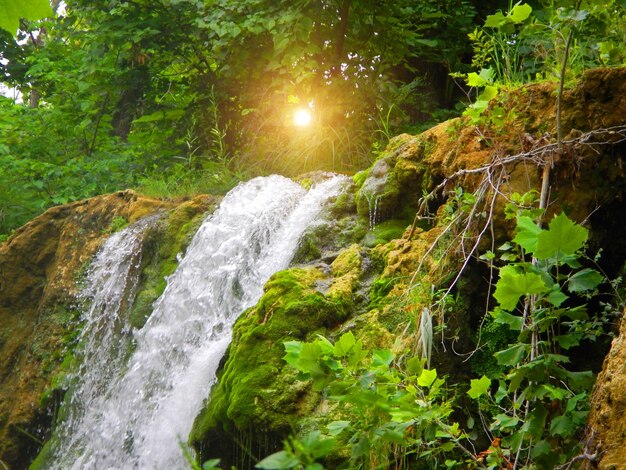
xmin=257 ymin=331 xmax=479 ymax=469
xmin=106 ymin=216 xmax=128 ymax=233
xmin=470 ymin=209 xmax=607 ymax=468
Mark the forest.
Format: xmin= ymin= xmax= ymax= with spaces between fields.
xmin=2 ymin=0 xmax=626 ymax=469
xmin=0 ymin=0 xmax=620 ymax=240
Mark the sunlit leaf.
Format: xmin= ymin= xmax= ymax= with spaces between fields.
xmin=467 ymin=375 xmax=491 ymax=399
xmin=513 ymin=216 xmax=542 ymax=253
xmin=417 ymin=368 xmax=438 ymax=388
xmin=494 ymin=265 xmax=548 ymax=310
xmin=535 ymin=213 xmax=588 ymax=261
xmin=333 ymin=331 xmax=356 ymax=357
xmin=372 ymin=349 xmax=395 ymax=368
xmin=0 ymin=0 xmax=53 ymax=35
xmin=509 ymin=3 xmax=533 ymax=23
xmin=484 ymin=11 xmax=506 ymax=28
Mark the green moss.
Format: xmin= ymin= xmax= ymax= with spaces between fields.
xmin=330 ymin=244 xmax=362 ymax=277
xmin=190 ymin=267 xmax=353 ymax=466
xmin=352 ymin=170 xmax=369 ymax=188
xmin=361 ymin=219 xmax=409 ymax=247
xmin=368 ymin=276 xmax=397 ymax=311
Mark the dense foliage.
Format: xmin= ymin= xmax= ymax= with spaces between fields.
xmin=1 ymin=1 xmax=625 ymax=238
xmin=0 ymin=0 xmax=491 ymax=237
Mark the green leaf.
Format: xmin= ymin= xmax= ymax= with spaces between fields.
xmin=297 ymin=343 xmax=324 ymax=376
xmin=133 ymin=109 xmax=185 ymax=123
xmin=523 ymin=404 xmax=548 ymax=438
xmin=0 ymin=0 xmax=53 ymax=35
xmin=478 ymin=85 xmax=498 ymax=102
xmin=255 ymin=451 xmax=299 ymax=469
xmin=406 ymin=356 xmax=425 ymax=376
xmin=550 ymin=414 xmax=573 ymax=437
xmin=492 ymin=308 xmax=524 ymax=331
xmin=484 ymin=11 xmax=506 ymax=28
xmin=202 ymin=459 xmax=221 ymax=470
xmin=347 ymin=339 xmax=367 ymax=367
xmin=554 ymin=333 xmax=581 ymax=350
xmin=492 ymin=413 xmax=520 ymax=429
xmin=494 ymin=343 xmax=528 ymax=366
xmin=372 ymin=349 xmax=395 ymax=368
xmin=417 ymin=368 xmax=438 ymax=388
xmin=508 ymin=3 xmax=533 ymax=23
xmin=467 ymin=375 xmax=491 ymax=399
xmin=546 ymin=288 xmax=568 ymax=307
xmin=513 ymin=216 xmax=542 ymax=253
xmin=381 ymin=429 xmax=406 ymax=445
xmin=304 ymin=465 xmax=324 ymax=470
xmin=568 ymin=268 xmax=603 ymax=292
xmin=493 ymin=265 xmax=548 ymax=310
xmin=301 ymin=431 xmax=335 ymax=459
xmin=314 ymin=335 xmax=335 ymax=355
xmin=327 ymin=420 xmax=350 ymax=436
xmin=535 ymin=213 xmax=588 ymax=261
xmin=531 ymin=439 xmax=552 ymax=458
xmin=564 ymin=370 xmax=594 ymax=390
xmin=466 ymin=72 xmax=486 ymax=87
xmin=333 ymin=331 xmax=356 ymax=357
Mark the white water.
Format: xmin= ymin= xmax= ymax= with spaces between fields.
xmin=51 ymin=174 xmax=347 ymax=469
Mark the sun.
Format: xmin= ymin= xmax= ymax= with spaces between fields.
xmin=293 ymin=108 xmax=312 ymax=127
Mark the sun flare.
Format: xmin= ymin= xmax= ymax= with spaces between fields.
xmin=293 ymin=108 xmax=312 ymax=127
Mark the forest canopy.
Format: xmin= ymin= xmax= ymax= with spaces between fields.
xmin=0 ymin=0 xmax=624 ymax=238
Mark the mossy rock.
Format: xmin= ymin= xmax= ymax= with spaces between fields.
xmin=354 ymin=134 xmax=428 ymax=223
xmin=190 ymin=266 xmax=355 ymax=466
xmin=128 ymin=196 xmax=216 ymax=328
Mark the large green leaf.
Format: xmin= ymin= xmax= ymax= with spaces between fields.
xmin=535 ymin=213 xmax=588 ymax=261
xmin=0 ymin=0 xmax=53 ymax=35
xmin=493 ymin=265 xmax=548 ymax=310
xmin=508 ymin=3 xmax=533 ymax=23
xmin=417 ymin=368 xmax=438 ymax=388
xmin=333 ymin=331 xmax=356 ymax=357
xmin=513 ymin=216 xmax=543 ymax=253
xmin=492 ymin=308 xmax=524 ymax=330
xmin=550 ymin=414 xmax=573 ymax=437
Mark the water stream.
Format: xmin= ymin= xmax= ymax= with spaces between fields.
xmin=50 ymin=174 xmax=347 ymax=469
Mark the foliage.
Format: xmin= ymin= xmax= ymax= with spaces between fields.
xmin=457 ymin=1 xmax=626 ymax=128
xmin=470 ymin=208 xmax=607 ymax=468
xmin=257 ymin=332 xmax=473 ymax=469
xmin=0 ymin=0 xmax=52 ymax=35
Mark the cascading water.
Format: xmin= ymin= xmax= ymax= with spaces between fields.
xmin=50 ymin=174 xmax=347 ymax=469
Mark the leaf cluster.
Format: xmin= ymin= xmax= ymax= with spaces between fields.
xmin=257 ymin=331 xmax=466 ymax=469
xmin=471 ymin=209 xmax=606 ymax=468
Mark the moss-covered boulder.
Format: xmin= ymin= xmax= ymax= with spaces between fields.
xmin=190 ymin=265 xmax=356 ymax=467
xmin=354 ymin=134 xmax=433 ymax=223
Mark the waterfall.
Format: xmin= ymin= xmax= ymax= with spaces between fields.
xmin=50 ymin=174 xmax=347 ymax=469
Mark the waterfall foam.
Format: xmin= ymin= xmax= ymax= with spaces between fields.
xmin=50 ymin=174 xmax=347 ymax=469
